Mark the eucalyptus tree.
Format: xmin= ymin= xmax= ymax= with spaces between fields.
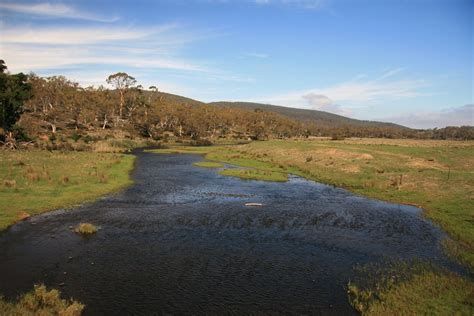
xmin=106 ymin=72 xmax=136 ymax=119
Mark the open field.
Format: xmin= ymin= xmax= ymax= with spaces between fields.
xmin=0 ymin=150 xmax=135 ymax=230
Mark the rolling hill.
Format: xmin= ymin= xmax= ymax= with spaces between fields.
xmin=152 ymin=92 xmax=409 ymax=130
xmin=208 ymin=101 xmax=409 ymax=130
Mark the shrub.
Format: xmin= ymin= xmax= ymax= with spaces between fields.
xmin=70 ymin=133 xmax=82 ymax=142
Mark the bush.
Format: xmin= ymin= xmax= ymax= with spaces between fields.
xmin=70 ymin=133 xmax=82 ymax=142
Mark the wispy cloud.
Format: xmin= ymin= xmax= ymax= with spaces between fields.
xmin=204 ymin=0 xmax=328 ymax=10
xmin=0 ymin=22 xmax=257 ymax=88
xmin=254 ymin=0 xmax=328 ymax=9
xmin=242 ymin=52 xmax=269 ymax=59
xmin=251 ymin=69 xmax=429 ymax=115
xmin=0 ymin=23 xmax=209 ymax=73
xmin=378 ymin=67 xmax=405 ymax=80
xmin=0 ymin=2 xmax=118 ymax=22
xmin=379 ymin=104 xmax=474 ymax=129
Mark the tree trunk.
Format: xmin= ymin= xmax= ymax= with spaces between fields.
xmin=102 ymin=114 xmax=108 ymax=129
xmin=119 ymin=90 xmax=124 ymax=118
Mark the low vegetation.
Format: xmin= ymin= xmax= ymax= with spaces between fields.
xmin=0 ymin=150 xmax=135 ymax=230
xmin=347 ymin=261 xmax=474 ymax=315
xmin=219 ymin=168 xmax=288 ymax=182
xmin=0 ymin=284 xmax=84 ymax=315
xmin=74 ymin=223 xmax=99 ymax=235
xmin=192 ymin=161 xmax=224 ymax=168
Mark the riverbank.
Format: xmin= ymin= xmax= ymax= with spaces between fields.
xmin=0 ymin=150 xmax=135 ymax=231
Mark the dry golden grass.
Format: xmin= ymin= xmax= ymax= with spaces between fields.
xmin=74 ymin=223 xmax=98 ymax=235
xmin=0 ymin=284 xmax=84 ymax=315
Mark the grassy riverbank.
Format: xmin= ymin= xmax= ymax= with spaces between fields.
xmin=0 ymin=150 xmax=135 ymax=230
xmin=149 ymin=138 xmax=474 ymax=313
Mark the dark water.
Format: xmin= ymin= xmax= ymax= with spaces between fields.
xmin=0 ymin=151 xmax=456 ymax=315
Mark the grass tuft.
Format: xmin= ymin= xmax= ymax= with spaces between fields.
xmin=74 ymin=223 xmax=98 ymax=235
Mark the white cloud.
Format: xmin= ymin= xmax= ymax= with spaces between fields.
xmin=302 ymin=93 xmax=351 ymax=115
xmin=254 ymin=71 xmax=428 ymax=108
xmin=0 ymin=2 xmax=118 ymax=22
xmin=378 ymin=67 xmax=405 ymax=80
xmin=0 ymin=24 xmax=213 ymax=73
xmin=379 ymin=104 xmax=474 ymax=129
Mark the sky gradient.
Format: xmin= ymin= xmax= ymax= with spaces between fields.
xmin=0 ymin=0 xmax=472 ymax=128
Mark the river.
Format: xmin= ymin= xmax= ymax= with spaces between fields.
xmin=0 ymin=151 xmax=455 ymax=315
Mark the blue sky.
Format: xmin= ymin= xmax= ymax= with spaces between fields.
xmin=0 ymin=0 xmax=472 ymax=128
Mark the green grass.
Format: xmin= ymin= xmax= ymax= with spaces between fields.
xmin=347 ymin=261 xmax=474 ymax=315
xmin=192 ymin=161 xmax=224 ymax=168
xmin=219 ymin=168 xmax=288 ymax=182
xmin=0 ymin=150 xmax=135 ymax=230
xmin=0 ymin=284 xmax=84 ymax=315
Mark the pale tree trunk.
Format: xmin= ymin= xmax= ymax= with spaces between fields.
xmin=102 ymin=114 xmax=108 ymax=129
xmin=119 ymin=90 xmax=124 ymax=118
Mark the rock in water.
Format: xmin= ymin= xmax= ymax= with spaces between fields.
xmin=245 ymin=203 xmax=263 ymax=207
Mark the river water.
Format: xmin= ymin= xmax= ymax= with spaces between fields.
xmin=0 ymin=151 xmax=455 ymax=315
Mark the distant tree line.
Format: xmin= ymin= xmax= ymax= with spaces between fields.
xmin=0 ymin=61 xmax=472 ymax=144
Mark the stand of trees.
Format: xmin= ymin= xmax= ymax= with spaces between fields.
xmin=16 ymin=71 xmax=305 ymax=141
xmin=0 ymin=61 xmax=472 ymax=145
xmin=0 ymin=60 xmax=32 ymax=146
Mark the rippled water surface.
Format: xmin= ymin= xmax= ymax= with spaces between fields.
xmin=0 ymin=152 xmax=454 ymax=315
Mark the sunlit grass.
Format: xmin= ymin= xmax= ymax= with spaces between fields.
xmin=0 ymin=284 xmax=84 ymax=315
xmin=347 ymin=260 xmax=474 ymax=315
xmin=192 ymin=161 xmax=224 ymax=168
xmin=0 ymin=150 xmax=135 ymax=230
xmin=219 ymin=168 xmax=288 ymax=182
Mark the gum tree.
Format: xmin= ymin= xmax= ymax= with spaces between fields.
xmin=106 ymin=72 xmax=136 ymax=119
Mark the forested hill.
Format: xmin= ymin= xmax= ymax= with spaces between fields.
xmin=152 ymin=92 xmax=409 ymax=130
xmin=208 ymin=101 xmax=407 ymax=130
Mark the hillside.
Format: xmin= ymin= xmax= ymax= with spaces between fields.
xmin=209 ymin=101 xmax=408 ymax=130
xmin=147 ymin=92 xmax=409 ymax=130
